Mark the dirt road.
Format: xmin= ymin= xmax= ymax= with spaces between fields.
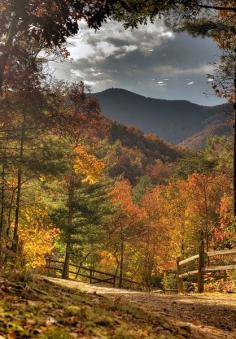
xmin=45 ymin=277 xmax=236 ymax=338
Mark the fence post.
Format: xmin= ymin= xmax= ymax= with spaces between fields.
xmin=46 ymin=255 xmax=49 ymax=268
xmin=198 ymin=239 xmax=205 ymax=293
xmin=89 ymin=269 xmax=93 ymax=284
xmin=176 ymin=257 xmax=184 ymax=293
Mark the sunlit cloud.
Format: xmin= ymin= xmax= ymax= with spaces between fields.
xmin=157 ymin=81 xmax=167 ymax=86
xmin=153 ymin=65 xmax=214 ymax=77
xmin=66 ymin=19 xmax=175 ymax=62
xmin=50 ymin=19 xmax=225 ymax=105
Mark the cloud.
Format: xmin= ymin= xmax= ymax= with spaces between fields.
xmin=157 ymin=81 xmax=167 ymax=86
xmin=152 ymin=65 xmax=215 ymax=78
xmin=67 ymin=19 xmax=175 ymax=62
xmin=50 ymin=21 xmax=225 ymax=105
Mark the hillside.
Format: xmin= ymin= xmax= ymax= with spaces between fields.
xmin=179 ymin=122 xmax=233 ymax=150
xmin=95 ymin=88 xmax=232 ymax=145
xmin=101 ymin=120 xmax=181 ymax=184
xmin=108 ymin=122 xmax=180 ymax=162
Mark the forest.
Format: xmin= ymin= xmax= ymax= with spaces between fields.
xmin=0 ymin=1 xmax=235 ymax=338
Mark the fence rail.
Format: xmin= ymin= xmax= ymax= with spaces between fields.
xmin=45 ymin=257 xmax=144 ymax=291
xmin=176 ymin=242 xmax=236 ymax=293
xmin=179 ymin=255 xmax=199 ymax=266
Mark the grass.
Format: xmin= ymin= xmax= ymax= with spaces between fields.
xmin=0 ymin=273 xmax=197 ymax=338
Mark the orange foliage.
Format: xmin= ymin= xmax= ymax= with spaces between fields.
xmin=140 ymin=187 xmax=174 ymax=270
xmin=140 ymin=172 xmax=233 ymax=267
xmin=215 ymin=194 xmax=235 ymax=243
xmin=112 ymin=179 xmax=144 ymax=230
xmin=146 ymin=159 xmax=172 ymax=184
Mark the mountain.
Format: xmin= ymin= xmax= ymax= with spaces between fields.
xmin=94 ymin=88 xmax=232 ymax=145
xmin=178 ymin=122 xmax=233 ymax=150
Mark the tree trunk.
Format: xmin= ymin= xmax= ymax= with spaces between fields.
xmin=0 ymin=11 xmax=19 ymax=93
xmin=62 ymin=176 xmax=74 ymax=279
xmin=119 ymin=224 xmax=124 ymax=288
xmin=12 ymin=116 xmax=26 ymax=252
xmin=6 ymin=190 xmax=15 ymax=236
xmin=198 ymin=239 xmax=205 ymax=293
xmin=233 ymin=47 xmax=236 ymax=216
xmin=62 ymin=233 xmax=71 ymax=279
xmin=176 ymin=256 xmax=184 ymax=294
xmin=0 ymin=162 xmax=6 ymax=266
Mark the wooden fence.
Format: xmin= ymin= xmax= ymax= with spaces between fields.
xmin=177 ymin=241 xmax=236 ymax=293
xmin=45 ymin=256 xmax=145 ymax=291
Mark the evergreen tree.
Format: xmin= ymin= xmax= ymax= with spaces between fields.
xmin=133 ymin=176 xmax=153 ymax=203
xmin=51 ymin=178 xmax=113 ymax=279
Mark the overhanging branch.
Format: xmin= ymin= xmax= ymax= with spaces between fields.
xmin=196 ymin=3 xmax=236 ymax=12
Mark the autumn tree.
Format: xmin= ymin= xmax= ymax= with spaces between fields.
xmin=0 ymin=68 xmax=48 ymax=264
xmin=0 ymin=122 xmax=70 ymax=268
xmin=107 ymin=179 xmax=144 ymax=287
xmin=0 ymin=0 xmax=123 ymax=90
xmin=170 ymin=2 xmax=236 ymax=212
xmin=217 ymin=194 xmax=236 ymax=248
xmin=140 ymin=187 xmax=174 ymax=285
xmin=168 ymin=173 xmax=232 ymax=256
xmin=50 ymin=144 xmax=109 ymax=279
xmin=19 ymin=202 xmax=59 ymax=269
xmin=146 ymin=159 xmax=173 ymax=185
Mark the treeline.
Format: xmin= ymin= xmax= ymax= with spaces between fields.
xmin=94 ymin=137 xmax=234 ymax=287
xmin=0 ymin=41 xmax=234 ymax=288
xmin=0 ymin=79 xmax=110 ymax=268
xmin=0 ymin=0 xmax=235 ymax=291
xmin=0 ymin=69 xmax=234 ymax=288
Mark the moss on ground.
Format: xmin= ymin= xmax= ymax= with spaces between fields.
xmin=0 ymin=274 xmax=198 ymax=338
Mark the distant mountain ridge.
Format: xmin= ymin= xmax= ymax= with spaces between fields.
xmin=94 ymin=88 xmax=232 ymax=146
xmin=178 ymin=122 xmax=233 ymax=149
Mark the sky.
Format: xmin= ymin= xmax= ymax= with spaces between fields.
xmin=51 ymin=19 xmax=226 ymax=106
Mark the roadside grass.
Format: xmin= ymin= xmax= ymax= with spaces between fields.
xmin=0 ymin=273 xmax=205 ymax=338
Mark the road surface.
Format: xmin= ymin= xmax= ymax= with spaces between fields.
xmin=45 ymin=276 xmax=236 ymax=339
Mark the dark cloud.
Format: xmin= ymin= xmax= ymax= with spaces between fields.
xmin=50 ymin=20 xmax=225 ymax=105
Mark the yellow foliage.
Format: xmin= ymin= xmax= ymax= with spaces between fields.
xmin=19 ymin=207 xmax=59 ymax=269
xmin=73 ymin=145 xmax=104 ymax=184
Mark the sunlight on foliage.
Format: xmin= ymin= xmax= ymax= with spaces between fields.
xmin=19 ymin=207 xmax=59 ymax=268
xmin=73 ymin=145 xmax=104 ymax=184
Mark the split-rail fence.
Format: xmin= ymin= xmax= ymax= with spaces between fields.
xmin=177 ymin=241 xmax=236 ymax=293
xmin=45 ymin=256 xmax=145 ymax=291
